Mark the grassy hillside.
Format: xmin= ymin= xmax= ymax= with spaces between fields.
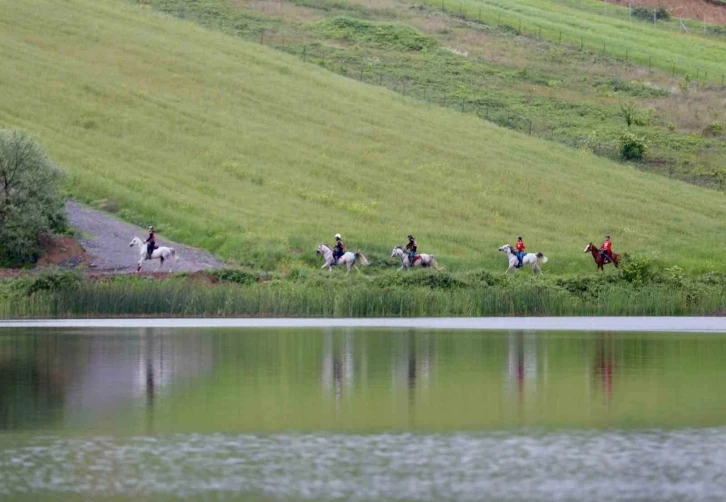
xmin=1 ymin=0 xmax=726 ymax=273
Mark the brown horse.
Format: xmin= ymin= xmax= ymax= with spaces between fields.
xmin=584 ymin=243 xmax=620 ymax=271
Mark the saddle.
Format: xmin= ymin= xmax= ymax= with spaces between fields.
xmin=411 ymin=255 xmax=422 ymax=264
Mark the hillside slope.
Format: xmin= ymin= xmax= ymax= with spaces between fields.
xmin=1 ymin=0 xmax=725 ymax=272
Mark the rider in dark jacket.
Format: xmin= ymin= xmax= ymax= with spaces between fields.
xmin=145 ymin=226 xmax=156 ymax=260
xmin=405 ymin=234 xmax=417 ymax=264
xmin=333 ymin=234 xmax=346 ymax=264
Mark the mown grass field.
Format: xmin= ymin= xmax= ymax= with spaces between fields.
xmin=1 ymin=0 xmax=726 ymax=274
xmin=170 ymin=0 xmax=726 ymax=189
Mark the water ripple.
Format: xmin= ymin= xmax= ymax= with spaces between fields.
xmin=1 ymin=429 xmax=725 ymax=501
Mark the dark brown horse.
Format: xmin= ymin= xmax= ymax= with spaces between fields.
xmin=584 ymin=242 xmax=620 ymax=271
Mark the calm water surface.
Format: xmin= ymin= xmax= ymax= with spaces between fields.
xmin=1 ymin=328 xmax=725 ymax=501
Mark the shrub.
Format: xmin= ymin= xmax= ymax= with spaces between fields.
xmin=619 ymin=255 xmax=656 ymax=284
xmin=10 ymin=267 xmax=83 ymax=297
xmin=619 ymin=131 xmax=647 ymax=160
xmin=632 ymin=6 xmax=670 ymax=21
xmin=0 ymin=130 xmax=67 ymax=266
xmin=211 ymin=268 xmax=258 ymax=285
xmin=703 ymin=121 xmax=724 ymax=137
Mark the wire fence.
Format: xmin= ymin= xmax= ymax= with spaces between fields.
xmin=149 ymin=0 xmax=726 ymax=190
xmin=417 ymin=0 xmax=726 ymax=85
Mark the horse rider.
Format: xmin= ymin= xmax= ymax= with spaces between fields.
xmin=515 ymin=236 xmax=526 ymax=268
xmin=405 ymin=234 xmax=417 ymax=264
xmin=145 ymin=226 xmax=157 ymax=260
xmin=333 ymin=233 xmax=346 ymax=265
xmin=600 ymin=235 xmax=613 ymax=263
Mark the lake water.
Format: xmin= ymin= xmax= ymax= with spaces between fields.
xmin=1 ymin=327 xmax=725 ymax=501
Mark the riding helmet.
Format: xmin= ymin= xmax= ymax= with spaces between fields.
xmin=517 ymin=236 xmax=522 ymax=240
xmin=408 ymin=234 xmax=414 ymax=239
xmin=335 ymin=233 xmax=341 ymax=239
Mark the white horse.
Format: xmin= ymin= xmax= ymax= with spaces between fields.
xmin=498 ymin=244 xmax=548 ymax=274
xmin=129 ymin=236 xmax=177 ymax=273
xmin=391 ymin=246 xmax=439 ymax=270
xmin=317 ymin=244 xmax=369 ymax=273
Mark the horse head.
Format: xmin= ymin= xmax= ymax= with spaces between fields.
xmin=129 ymin=236 xmax=143 ymax=248
xmin=584 ymin=243 xmax=594 ymax=253
xmin=498 ymin=244 xmax=512 ymax=254
xmin=317 ymin=244 xmax=329 ymax=255
xmin=391 ymin=246 xmax=404 ymax=258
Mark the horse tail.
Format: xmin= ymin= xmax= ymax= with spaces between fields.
xmin=171 ymin=248 xmax=177 ymax=260
xmin=536 ymin=252 xmax=548 ymax=264
xmin=355 ymin=252 xmax=369 ymax=265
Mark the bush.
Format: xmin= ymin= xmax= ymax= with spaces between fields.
xmin=632 ymin=6 xmax=670 ymax=21
xmin=10 ymin=267 xmax=83 ymax=297
xmin=0 ymin=130 xmax=67 ymax=266
xmin=703 ymin=121 xmax=724 ymax=137
xmin=619 ymin=131 xmax=647 ymax=160
xmin=211 ymin=268 xmax=258 ymax=284
xmin=619 ymin=255 xmax=656 ymax=284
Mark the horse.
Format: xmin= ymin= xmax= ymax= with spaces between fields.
xmin=585 ymin=242 xmax=620 ymax=271
xmin=129 ymin=236 xmax=177 ymax=273
xmin=317 ymin=244 xmax=369 ymax=273
xmin=498 ymin=244 xmax=548 ymax=274
xmin=391 ymin=246 xmax=439 ymax=270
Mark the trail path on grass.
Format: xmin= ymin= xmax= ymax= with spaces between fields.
xmin=66 ymin=201 xmax=227 ymax=273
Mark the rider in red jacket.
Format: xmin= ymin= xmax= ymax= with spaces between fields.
xmin=600 ymin=235 xmax=613 ymax=262
xmin=515 ymin=236 xmax=525 ymax=267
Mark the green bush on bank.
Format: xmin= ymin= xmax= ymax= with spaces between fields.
xmin=0 ymin=130 xmax=68 ymax=266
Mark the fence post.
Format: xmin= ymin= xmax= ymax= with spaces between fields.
xmin=302 ymin=45 xmax=307 ymax=62
xmin=260 ymin=28 xmax=264 ymax=45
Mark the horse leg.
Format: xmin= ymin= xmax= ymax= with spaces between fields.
xmin=136 ymin=258 xmax=143 ymax=273
xmin=157 ymin=256 xmax=164 ymax=272
xmin=505 ymin=265 xmax=513 ymax=274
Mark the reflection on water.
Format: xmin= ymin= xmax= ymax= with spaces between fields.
xmin=2 ymin=328 xmax=726 ymax=501
xmin=2 ymin=328 xmax=726 ymax=432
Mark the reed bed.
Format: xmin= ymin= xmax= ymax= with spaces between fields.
xmin=2 ymin=277 xmax=724 ymax=318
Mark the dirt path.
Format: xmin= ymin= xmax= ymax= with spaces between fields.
xmin=66 ymin=201 xmax=227 ymax=273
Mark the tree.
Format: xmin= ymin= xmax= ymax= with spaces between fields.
xmin=0 ymin=129 xmax=67 ymax=265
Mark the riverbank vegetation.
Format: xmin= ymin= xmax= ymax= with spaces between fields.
xmin=3 ymin=0 xmax=726 ymax=275
xmin=1 ymin=260 xmax=724 ymax=317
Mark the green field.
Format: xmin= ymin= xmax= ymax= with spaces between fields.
xmin=2 ymin=0 xmax=726 ymax=274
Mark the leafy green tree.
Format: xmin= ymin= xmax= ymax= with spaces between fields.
xmin=0 ymin=129 xmax=67 ymax=265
